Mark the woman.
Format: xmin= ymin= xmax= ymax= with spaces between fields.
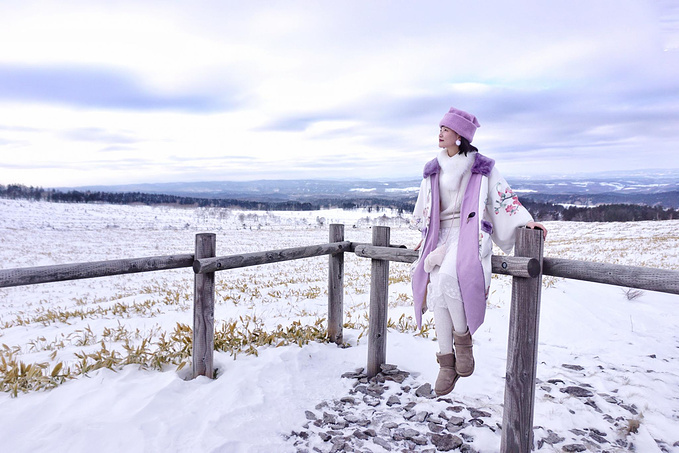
xmin=411 ymin=107 xmax=546 ymax=396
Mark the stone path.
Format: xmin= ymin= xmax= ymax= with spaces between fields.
xmin=286 ymin=364 xmax=677 ymax=452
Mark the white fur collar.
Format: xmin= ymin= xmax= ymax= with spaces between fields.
xmin=437 ymin=149 xmax=475 ymax=182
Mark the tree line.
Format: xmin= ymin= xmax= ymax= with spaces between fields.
xmin=520 ymin=199 xmax=678 ymax=222
xmin=2 ymin=183 xmax=677 ymax=222
xmin=0 ymin=184 xmax=316 ymax=211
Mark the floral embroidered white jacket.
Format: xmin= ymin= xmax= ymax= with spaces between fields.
xmin=410 ymin=152 xmax=533 ymax=333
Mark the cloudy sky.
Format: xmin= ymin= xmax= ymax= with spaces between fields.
xmin=1 ymin=0 xmax=678 ymax=188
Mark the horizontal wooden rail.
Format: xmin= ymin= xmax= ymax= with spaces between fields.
xmin=0 ymin=254 xmax=195 ymax=289
xmin=193 ymin=241 xmax=352 ymax=274
xmin=349 ymin=242 xmax=408 ymax=252
xmin=492 ymin=255 xmax=542 ymax=279
xmin=543 ymin=257 xmax=679 ymax=295
xmin=353 ymin=244 xmax=418 ymax=263
xmin=3 ymin=239 xmax=676 ymax=295
xmin=352 ymin=245 xmax=541 ymax=278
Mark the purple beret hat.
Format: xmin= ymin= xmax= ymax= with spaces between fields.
xmin=439 ymin=107 xmax=481 ymax=143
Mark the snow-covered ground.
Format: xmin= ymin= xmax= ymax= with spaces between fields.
xmin=0 ymin=198 xmax=678 ymax=452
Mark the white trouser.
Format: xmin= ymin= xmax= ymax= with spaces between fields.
xmin=427 ymin=225 xmax=468 ymax=354
xmin=431 ymin=283 xmax=468 ymax=354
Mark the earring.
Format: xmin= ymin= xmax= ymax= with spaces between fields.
xmin=455 ymin=138 xmax=461 ymax=146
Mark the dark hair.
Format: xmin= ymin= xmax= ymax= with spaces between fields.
xmin=458 ymin=137 xmax=478 ymax=156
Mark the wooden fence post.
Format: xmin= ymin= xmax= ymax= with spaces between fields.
xmin=193 ymin=233 xmax=216 ymax=379
xmin=367 ymin=226 xmax=390 ymax=378
xmin=501 ymin=227 xmax=544 ymax=452
xmin=328 ymin=224 xmax=345 ymax=344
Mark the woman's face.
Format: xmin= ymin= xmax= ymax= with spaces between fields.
xmin=438 ymin=126 xmax=459 ymax=150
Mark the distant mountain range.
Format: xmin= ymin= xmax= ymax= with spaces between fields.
xmin=62 ymin=169 xmax=679 ymax=208
xmin=63 ymin=179 xmax=422 ymax=201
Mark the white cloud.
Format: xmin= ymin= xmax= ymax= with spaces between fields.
xmin=1 ymin=0 xmax=678 ymax=187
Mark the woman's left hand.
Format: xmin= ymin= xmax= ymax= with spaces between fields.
xmin=525 ymin=221 xmax=548 ymax=239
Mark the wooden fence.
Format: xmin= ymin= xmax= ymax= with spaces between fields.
xmin=1 ymin=224 xmax=678 ymax=452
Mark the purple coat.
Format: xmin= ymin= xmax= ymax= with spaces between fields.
xmin=411 ymin=153 xmax=496 ymax=334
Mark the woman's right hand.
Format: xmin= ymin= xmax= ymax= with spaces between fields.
xmin=526 ymin=221 xmax=548 ymax=239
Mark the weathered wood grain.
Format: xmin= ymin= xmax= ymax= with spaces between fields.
xmin=328 ymin=224 xmax=345 ymax=345
xmin=543 ymin=257 xmax=679 ymax=295
xmin=353 ymin=244 xmax=418 ymax=263
xmin=193 ymin=233 xmax=216 ymax=379
xmin=501 ymin=227 xmax=544 ymax=452
xmin=492 ymin=255 xmax=541 ymax=278
xmin=349 ymin=242 xmax=408 ymax=252
xmin=0 ymin=254 xmax=194 ymax=288
xmin=367 ymin=226 xmax=390 ymax=378
xmin=193 ymin=241 xmax=352 ymax=274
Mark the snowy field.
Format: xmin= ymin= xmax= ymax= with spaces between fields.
xmin=1 ymin=198 xmax=678 ymax=452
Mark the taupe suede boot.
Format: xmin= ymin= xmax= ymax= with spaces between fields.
xmin=453 ymin=328 xmax=475 ymax=377
xmin=435 ymin=353 xmax=460 ymax=396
